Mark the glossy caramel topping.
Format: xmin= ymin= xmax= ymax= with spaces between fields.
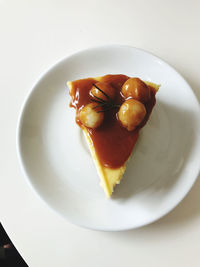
xmin=69 ymin=75 xmax=156 ymax=168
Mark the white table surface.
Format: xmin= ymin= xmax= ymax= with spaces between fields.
xmin=0 ymin=0 xmax=200 ymax=266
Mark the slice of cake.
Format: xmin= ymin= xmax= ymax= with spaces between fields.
xmin=68 ymin=74 xmax=160 ymax=198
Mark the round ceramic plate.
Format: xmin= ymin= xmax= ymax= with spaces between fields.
xmin=17 ymin=45 xmax=200 ymax=231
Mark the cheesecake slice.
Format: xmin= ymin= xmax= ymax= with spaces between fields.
xmin=68 ymin=75 xmax=160 ymax=198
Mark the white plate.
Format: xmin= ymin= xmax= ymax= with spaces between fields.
xmin=17 ymin=45 xmax=200 ymax=231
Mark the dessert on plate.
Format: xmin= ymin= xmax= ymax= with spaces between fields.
xmin=67 ymin=74 xmax=160 ymax=198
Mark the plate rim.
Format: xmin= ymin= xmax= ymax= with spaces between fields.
xmin=16 ymin=44 xmax=200 ymax=231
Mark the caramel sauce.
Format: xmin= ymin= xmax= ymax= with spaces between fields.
xmin=69 ymin=75 xmax=156 ymax=168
